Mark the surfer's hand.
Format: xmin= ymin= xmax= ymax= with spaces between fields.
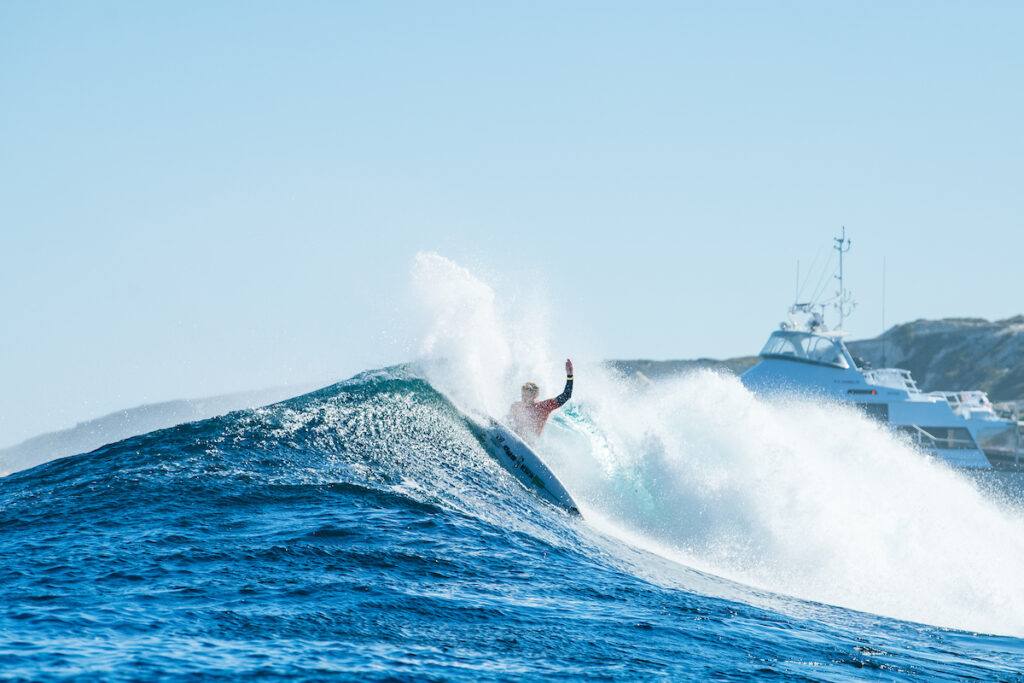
xmin=566 ymin=358 xmax=573 ymax=376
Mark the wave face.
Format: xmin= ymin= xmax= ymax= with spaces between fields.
xmin=3 ymin=368 xmax=1024 ymax=681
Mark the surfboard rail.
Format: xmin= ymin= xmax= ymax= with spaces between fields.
xmin=468 ymin=414 xmax=580 ymax=516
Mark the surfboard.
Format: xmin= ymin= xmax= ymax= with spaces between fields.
xmin=468 ymin=414 xmax=580 ymax=516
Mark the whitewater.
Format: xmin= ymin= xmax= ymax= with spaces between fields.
xmin=2 ymin=252 xmax=1024 ymax=681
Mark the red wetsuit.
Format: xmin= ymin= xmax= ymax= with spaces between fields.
xmin=508 ymin=377 xmax=574 ymax=443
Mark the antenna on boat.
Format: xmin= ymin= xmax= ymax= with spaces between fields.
xmin=882 ymin=256 xmax=887 ymax=367
xmin=833 ymin=226 xmax=855 ymax=329
xmin=795 ymin=260 xmax=800 ymax=304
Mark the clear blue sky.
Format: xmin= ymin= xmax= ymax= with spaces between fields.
xmin=2 ymin=2 xmax=1022 ymax=446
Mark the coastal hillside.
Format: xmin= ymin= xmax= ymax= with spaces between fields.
xmin=609 ymin=317 xmax=1024 ymax=404
xmin=847 ymin=317 xmax=1024 ymax=403
xmin=0 ymin=383 xmax=319 ymax=475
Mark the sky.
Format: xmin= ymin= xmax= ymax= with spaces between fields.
xmin=2 ymin=2 xmax=1022 ymax=447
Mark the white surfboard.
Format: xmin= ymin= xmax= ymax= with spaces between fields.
xmin=469 ymin=414 xmax=579 ymax=516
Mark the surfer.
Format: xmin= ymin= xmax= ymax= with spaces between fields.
xmin=508 ymin=359 xmax=574 ymax=443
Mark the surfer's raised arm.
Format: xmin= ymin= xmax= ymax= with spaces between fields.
xmin=508 ymin=358 xmax=575 ymax=442
xmin=554 ymin=358 xmax=574 ymax=407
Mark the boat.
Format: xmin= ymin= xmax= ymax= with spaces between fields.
xmin=740 ymin=229 xmax=1022 ymax=469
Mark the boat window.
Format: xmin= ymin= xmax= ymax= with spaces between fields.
xmin=759 ymin=332 xmax=849 ymax=368
xmin=803 ymin=336 xmax=846 ymax=366
xmin=976 ymin=424 xmax=1018 ymax=457
xmin=898 ymin=426 xmax=978 ymax=450
xmin=760 ymin=334 xmax=801 ymax=358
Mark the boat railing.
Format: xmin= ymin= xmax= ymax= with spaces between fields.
xmin=863 ymin=368 xmax=921 ymax=394
xmin=932 ymin=390 xmax=998 ymax=419
xmin=899 ymin=424 xmax=978 ymax=451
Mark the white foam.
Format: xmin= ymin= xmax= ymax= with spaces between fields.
xmin=409 ymin=252 xmax=559 ymax=418
xmin=408 ymin=253 xmax=1024 ymax=636
xmin=546 ymin=368 xmax=1024 ymax=636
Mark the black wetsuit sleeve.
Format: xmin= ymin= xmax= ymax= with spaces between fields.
xmin=554 ymin=377 xmax=574 ymax=407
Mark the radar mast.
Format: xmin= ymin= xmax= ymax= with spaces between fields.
xmin=833 ymin=226 xmax=855 ymax=329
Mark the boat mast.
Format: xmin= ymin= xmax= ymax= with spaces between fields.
xmin=834 ymin=226 xmax=853 ymax=329
xmin=882 ymin=256 xmax=887 ymax=367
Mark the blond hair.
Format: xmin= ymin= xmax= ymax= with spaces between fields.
xmin=521 ymin=382 xmax=539 ymax=396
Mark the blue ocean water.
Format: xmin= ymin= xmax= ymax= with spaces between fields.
xmin=3 ymin=369 xmax=1024 ymax=681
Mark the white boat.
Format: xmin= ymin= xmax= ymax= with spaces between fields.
xmin=741 ymin=230 xmax=1021 ymax=469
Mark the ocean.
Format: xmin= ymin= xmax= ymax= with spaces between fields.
xmin=3 ymin=365 xmax=1024 ymax=682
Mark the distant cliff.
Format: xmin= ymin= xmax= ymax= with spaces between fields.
xmin=608 ymin=316 xmax=1024 ymax=403
xmin=0 ymin=384 xmax=320 ymax=476
xmin=847 ymin=317 xmax=1024 ymax=402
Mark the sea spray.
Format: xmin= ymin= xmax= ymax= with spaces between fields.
xmin=410 ymin=251 xmax=558 ymax=418
xmin=545 ymin=369 xmax=1024 ymax=636
xmin=408 ymin=253 xmax=1024 ymax=636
